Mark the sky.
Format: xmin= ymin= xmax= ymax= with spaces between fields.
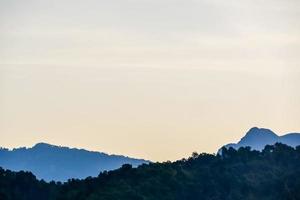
xmin=0 ymin=0 xmax=300 ymax=161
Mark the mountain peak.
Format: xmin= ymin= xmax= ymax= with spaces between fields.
xmin=33 ymin=142 xmax=54 ymax=149
xmin=244 ymin=127 xmax=277 ymax=138
xmin=219 ymin=127 xmax=300 ymax=153
xmin=238 ymin=127 xmax=278 ymax=147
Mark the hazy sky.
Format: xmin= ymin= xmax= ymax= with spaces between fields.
xmin=1 ymin=0 xmax=300 ymax=161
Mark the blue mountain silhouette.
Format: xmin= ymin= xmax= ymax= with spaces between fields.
xmin=220 ymin=127 xmax=300 ymax=153
xmin=0 ymin=143 xmax=148 ymax=182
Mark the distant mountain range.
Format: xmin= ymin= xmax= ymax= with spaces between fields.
xmin=2 ymin=142 xmax=300 ymax=200
xmin=220 ymin=127 xmax=300 ymax=153
xmin=1 ymin=127 xmax=299 ymax=182
xmin=0 ymin=143 xmax=148 ymax=182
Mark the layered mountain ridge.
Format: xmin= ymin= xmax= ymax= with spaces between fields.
xmin=0 ymin=143 xmax=148 ymax=182
xmin=1 ymin=127 xmax=299 ymax=182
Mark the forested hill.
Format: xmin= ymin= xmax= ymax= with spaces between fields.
xmin=1 ymin=143 xmax=300 ymax=200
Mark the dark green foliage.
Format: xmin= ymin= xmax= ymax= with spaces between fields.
xmin=0 ymin=168 xmax=59 ymax=200
xmin=1 ymin=143 xmax=300 ymax=200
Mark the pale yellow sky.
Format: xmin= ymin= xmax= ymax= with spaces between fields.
xmin=0 ymin=0 xmax=300 ymax=161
